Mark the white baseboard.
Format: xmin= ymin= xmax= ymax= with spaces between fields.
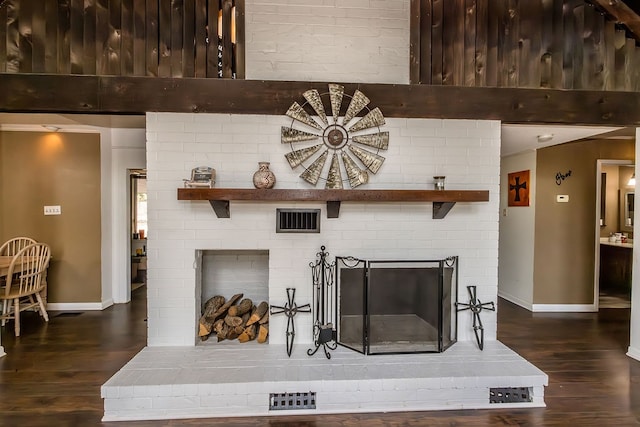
xmin=531 ymin=303 xmax=596 ymax=313
xmin=47 ymin=298 xmax=114 ymax=311
xmin=627 ymin=346 xmax=640 ymax=362
xmin=497 ymin=291 xmax=533 ymax=311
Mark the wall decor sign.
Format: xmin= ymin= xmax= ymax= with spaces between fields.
xmin=508 ymin=170 xmax=530 ymax=206
xmin=555 ymin=170 xmax=572 ymax=186
xmin=281 ymin=83 xmax=389 ymax=189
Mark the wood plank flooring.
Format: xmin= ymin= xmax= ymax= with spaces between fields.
xmin=1 ymin=287 xmax=639 ymax=426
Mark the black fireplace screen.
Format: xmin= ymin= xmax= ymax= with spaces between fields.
xmin=336 ymin=257 xmax=458 ymax=355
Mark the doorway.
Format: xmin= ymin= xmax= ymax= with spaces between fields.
xmin=596 ymin=160 xmax=633 ymax=310
xmin=130 ymin=170 xmax=147 ymax=291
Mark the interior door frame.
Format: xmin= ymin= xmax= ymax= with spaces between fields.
xmin=594 ymin=159 xmax=633 ymax=311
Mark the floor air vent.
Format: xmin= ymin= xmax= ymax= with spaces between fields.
xmin=276 ymin=209 xmax=320 ymax=233
xmin=269 ymin=392 xmax=316 ymax=410
xmin=489 ymin=387 xmax=532 ymax=403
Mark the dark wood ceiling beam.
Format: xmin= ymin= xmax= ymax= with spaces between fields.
xmin=1 ymin=74 xmax=640 ymax=126
xmin=592 ymin=0 xmax=640 ymax=42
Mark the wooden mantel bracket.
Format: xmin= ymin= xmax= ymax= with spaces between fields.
xmin=209 ymin=200 xmax=231 ymax=218
xmin=177 ymin=188 xmax=489 ymax=219
xmin=432 ymin=202 xmax=456 ymax=219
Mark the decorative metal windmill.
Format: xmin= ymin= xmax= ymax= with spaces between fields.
xmin=281 ymin=84 xmax=389 ymax=188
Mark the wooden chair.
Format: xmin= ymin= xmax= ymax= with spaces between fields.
xmin=0 ymin=236 xmax=37 ymax=256
xmin=0 ymin=243 xmax=51 ymax=337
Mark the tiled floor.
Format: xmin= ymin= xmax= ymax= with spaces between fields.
xmin=102 ymin=340 xmax=548 ymax=421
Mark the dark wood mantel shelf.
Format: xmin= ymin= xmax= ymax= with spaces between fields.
xmin=177 ymin=188 xmax=489 ymax=219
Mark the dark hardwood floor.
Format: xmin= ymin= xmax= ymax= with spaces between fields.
xmin=1 ymin=287 xmax=639 ymax=426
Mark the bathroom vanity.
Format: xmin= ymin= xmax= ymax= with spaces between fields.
xmin=599 ymin=238 xmax=633 ymax=296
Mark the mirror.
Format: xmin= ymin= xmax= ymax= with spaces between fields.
xmin=625 ymin=192 xmax=634 ymax=229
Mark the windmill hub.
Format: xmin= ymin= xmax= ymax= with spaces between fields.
xmin=325 ymin=126 xmax=346 ymax=147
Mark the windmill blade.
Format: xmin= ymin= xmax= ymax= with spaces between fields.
xmin=284 ymin=144 xmax=323 ymax=168
xmin=281 ymin=127 xmax=320 ymax=144
xmin=348 ymin=107 xmax=385 ymax=133
xmin=303 ymin=89 xmax=328 ymax=126
xmin=342 ymin=90 xmax=370 ymax=127
xmin=341 ymin=151 xmax=369 ymax=188
xmin=349 ymin=145 xmax=385 ymax=174
xmin=351 ymin=131 xmax=389 ymax=150
xmin=286 ymin=102 xmax=323 ymax=131
xmin=325 ymin=153 xmax=344 ymax=189
xmin=328 ymin=83 xmax=344 ymax=124
xmin=300 ymin=150 xmax=329 ymax=186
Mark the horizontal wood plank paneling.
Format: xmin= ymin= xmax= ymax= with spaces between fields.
xmin=412 ymin=0 xmax=640 ymax=92
xmin=0 ymin=0 xmax=639 ymax=99
xmin=0 ymin=0 xmax=240 ymax=78
xmin=2 ymin=74 xmax=640 ymax=126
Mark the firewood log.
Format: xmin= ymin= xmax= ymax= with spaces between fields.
xmin=224 ymin=315 xmax=243 ymax=327
xmin=198 ymin=295 xmax=226 ymax=337
xmin=238 ymin=324 xmax=257 ymax=343
xmin=217 ymin=323 xmax=230 ymax=342
xmin=247 ymin=301 xmax=269 ymax=326
xmin=227 ymin=328 xmax=240 ymax=340
xmin=211 ymin=293 xmax=243 ymax=320
xmin=257 ymin=324 xmax=269 ymax=343
xmin=258 ymin=309 xmax=269 ymax=325
xmin=202 ymin=295 xmax=225 ymax=318
xmin=228 ymin=298 xmax=253 ymax=317
xmin=213 ymin=318 xmax=225 ymax=335
xmin=241 ymin=311 xmax=251 ymax=325
xmin=199 ymin=322 xmax=213 ymax=337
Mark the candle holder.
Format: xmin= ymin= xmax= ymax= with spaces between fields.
xmin=434 ymin=176 xmax=446 ymax=190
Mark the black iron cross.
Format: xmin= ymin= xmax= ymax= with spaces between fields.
xmin=269 ymin=288 xmax=311 ymax=357
xmin=456 ymin=285 xmax=495 ymax=350
xmin=509 ymin=177 xmax=527 ymax=202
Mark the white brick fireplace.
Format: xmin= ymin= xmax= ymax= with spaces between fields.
xmin=146 ymin=113 xmax=502 ymax=347
xmin=101 ymin=1 xmax=550 ymax=421
xmin=101 ymin=112 xmax=548 ymax=421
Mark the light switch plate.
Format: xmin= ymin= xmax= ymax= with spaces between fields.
xmin=44 ymin=205 xmax=62 ymax=215
xmin=556 ymin=195 xmax=569 ymax=203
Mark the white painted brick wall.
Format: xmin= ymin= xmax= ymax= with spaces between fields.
xmin=145 ymin=112 xmax=500 ymax=347
xmin=245 ymin=0 xmax=410 ymax=84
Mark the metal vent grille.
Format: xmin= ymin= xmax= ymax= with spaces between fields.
xmin=269 ymin=392 xmax=316 ymax=410
xmin=489 ymin=387 xmax=532 ymax=403
xmin=276 ymin=209 xmax=321 ymax=233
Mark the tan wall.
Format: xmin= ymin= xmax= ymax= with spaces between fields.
xmin=0 ymin=131 xmax=101 ymax=303
xmin=533 ymin=139 xmax=634 ymax=305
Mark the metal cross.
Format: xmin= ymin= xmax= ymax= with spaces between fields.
xmin=269 ymin=288 xmax=311 ymax=357
xmin=456 ymin=285 xmax=495 ymax=350
xmin=509 ymin=177 xmax=527 ymax=202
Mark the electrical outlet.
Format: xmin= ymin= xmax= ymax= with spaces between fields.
xmin=556 ymin=195 xmax=569 ymax=203
xmin=44 ymin=205 xmax=62 ymax=215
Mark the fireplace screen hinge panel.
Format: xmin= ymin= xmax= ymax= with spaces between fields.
xmin=276 ymin=209 xmax=320 ymax=233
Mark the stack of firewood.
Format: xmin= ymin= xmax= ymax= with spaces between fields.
xmin=198 ymin=293 xmax=269 ymax=343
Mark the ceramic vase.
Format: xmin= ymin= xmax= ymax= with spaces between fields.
xmin=253 ymin=162 xmax=276 ymax=189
